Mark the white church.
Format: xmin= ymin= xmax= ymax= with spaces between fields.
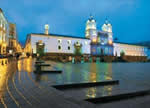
xmin=24 ymin=16 xmax=149 ymax=60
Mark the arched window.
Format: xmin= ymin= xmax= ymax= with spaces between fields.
xmin=58 ymin=39 xmax=62 ymax=43
xmin=68 ymin=46 xmax=71 ymax=50
xmin=58 ymin=45 xmax=61 ymax=50
xmin=67 ymin=40 xmax=71 ymax=44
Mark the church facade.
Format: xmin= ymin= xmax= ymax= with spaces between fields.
xmin=25 ymin=33 xmax=91 ymax=56
xmin=85 ymin=16 xmax=114 ymax=56
xmin=25 ymin=16 xmax=149 ymax=60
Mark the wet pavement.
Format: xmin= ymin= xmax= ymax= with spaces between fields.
xmin=0 ymin=57 xmax=150 ymax=108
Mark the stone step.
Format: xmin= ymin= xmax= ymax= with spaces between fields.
xmin=85 ymin=89 xmax=150 ymax=104
xmin=52 ymin=80 xmax=119 ymax=90
xmin=35 ymin=64 xmax=51 ymax=66
xmin=34 ymin=70 xmax=62 ymax=74
xmin=35 ymin=61 xmax=45 ymax=64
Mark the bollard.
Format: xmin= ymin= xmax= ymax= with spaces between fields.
xmin=5 ymin=60 xmax=7 ymax=64
xmin=2 ymin=60 xmax=4 ymax=65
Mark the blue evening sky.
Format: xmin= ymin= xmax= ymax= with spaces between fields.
xmin=0 ymin=0 xmax=150 ymax=45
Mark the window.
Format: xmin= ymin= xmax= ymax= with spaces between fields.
xmin=58 ymin=45 xmax=61 ymax=50
xmin=58 ymin=39 xmax=62 ymax=43
xmin=68 ymin=46 xmax=71 ymax=50
xmin=67 ymin=40 xmax=71 ymax=44
xmin=85 ymin=41 xmax=88 ymax=45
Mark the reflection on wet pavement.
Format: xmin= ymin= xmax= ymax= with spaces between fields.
xmin=0 ymin=57 xmax=150 ymax=108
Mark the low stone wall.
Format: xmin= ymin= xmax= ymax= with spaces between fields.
xmin=39 ymin=54 xmax=148 ymax=62
xmin=103 ymin=56 xmax=116 ymax=62
xmin=41 ymin=53 xmax=90 ymax=62
xmin=91 ymin=56 xmax=115 ymax=62
xmin=122 ymin=56 xmax=147 ymax=62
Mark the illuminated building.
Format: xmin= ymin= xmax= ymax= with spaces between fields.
xmin=24 ymin=15 xmax=149 ymax=59
xmin=45 ymin=24 xmax=49 ymax=35
xmin=16 ymin=42 xmax=23 ymax=54
xmin=8 ymin=23 xmax=18 ymax=55
xmin=25 ymin=25 xmax=91 ymax=57
xmin=85 ymin=15 xmax=97 ymax=42
xmin=0 ymin=8 xmax=22 ymax=56
xmin=114 ymin=42 xmax=148 ymax=57
xmin=89 ymin=18 xmax=114 ymax=56
xmin=102 ymin=19 xmax=113 ymax=44
xmin=0 ymin=8 xmax=9 ymax=55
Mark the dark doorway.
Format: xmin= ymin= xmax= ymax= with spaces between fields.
xmin=36 ymin=41 xmax=45 ymax=56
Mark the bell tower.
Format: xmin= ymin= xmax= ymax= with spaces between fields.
xmin=85 ymin=15 xmax=97 ymax=43
xmin=102 ymin=19 xmax=113 ymax=45
xmin=45 ymin=24 xmax=49 ymax=35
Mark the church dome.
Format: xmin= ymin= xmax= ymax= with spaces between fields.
xmin=102 ymin=18 xmax=112 ymax=32
xmin=88 ymin=15 xmax=96 ymax=22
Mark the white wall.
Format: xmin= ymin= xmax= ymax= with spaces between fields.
xmin=31 ymin=34 xmax=91 ymax=55
xmin=113 ymin=43 xmax=148 ymax=57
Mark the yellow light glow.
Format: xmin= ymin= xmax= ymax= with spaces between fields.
xmin=2 ymin=43 xmax=6 ymax=47
xmin=0 ymin=40 xmax=2 ymax=44
xmin=92 ymin=38 xmax=97 ymax=43
xmin=86 ymin=87 xmax=96 ymax=98
xmin=23 ymin=58 xmax=32 ymax=73
xmin=0 ymin=59 xmax=8 ymax=99
xmin=17 ymin=60 xmax=22 ymax=72
xmin=109 ymin=40 xmax=112 ymax=45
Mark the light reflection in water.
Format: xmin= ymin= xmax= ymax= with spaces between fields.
xmin=17 ymin=58 xmax=114 ymax=98
xmin=0 ymin=58 xmax=17 ymax=100
xmin=86 ymin=63 xmax=97 ymax=98
xmin=104 ymin=85 xmax=113 ymax=96
xmin=17 ymin=59 xmax=22 ymax=72
xmin=23 ymin=57 xmax=32 ymax=73
xmin=89 ymin=63 xmax=97 ymax=82
xmin=86 ymin=63 xmax=113 ymax=98
xmin=86 ymin=87 xmax=97 ymax=98
xmin=0 ymin=59 xmax=8 ymax=99
xmin=105 ymin=63 xmax=113 ymax=80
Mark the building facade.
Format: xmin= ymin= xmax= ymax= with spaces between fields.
xmin=0 ymin=8 xmax=22 ymax=57
xmin=0 ymin=8 xmax=9 ymax=55
xmin=24 ymin=15 xmax=150 ymax=60
xmin=113 ymin=43 xmax=148 ymax=57
xmin=25 ymin=23 xmax=91 ymax=57
xmin=91 ymin=31 xmax=113 ymax=56
xmin=86 ymin=17 xmax=114 ymax=56
xmin=8 ymin=23 xmax=18 ymax=55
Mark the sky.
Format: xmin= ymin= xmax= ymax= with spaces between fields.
xmin=0 ymin=0 xmax=150 ymax=45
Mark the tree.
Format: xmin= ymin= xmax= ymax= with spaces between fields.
xmin=74 ymin=42 xmax=82 ymax=56
xmin=120 ymin=50 xmax=125 ymax=57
